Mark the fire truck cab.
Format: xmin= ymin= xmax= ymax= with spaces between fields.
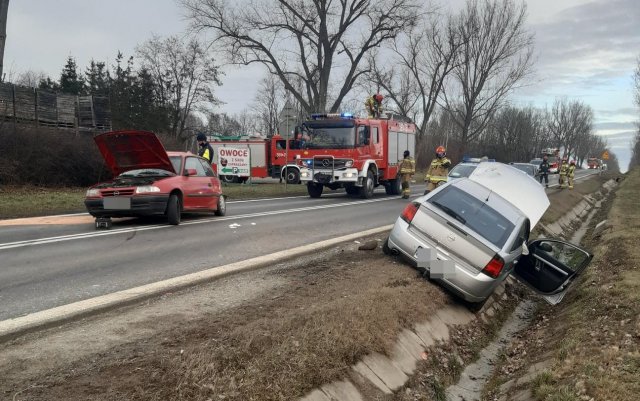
xmin=297 ymin=113 xmax=416 ymax=198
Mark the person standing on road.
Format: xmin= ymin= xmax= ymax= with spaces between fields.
xmin=197 ymin=133 xmax=214 ymax=164
xmin=399 ymin=150 xmax=416 ymax=199
xmin=558 ymin=157 xmax=569 ymax=189
xmin=568 ymin=160 xmax=576 ymax=189
xmin=424 ymin=146 xmax=451 ymax=194
xmin=538 ymin=155 xmax=550 ymax=188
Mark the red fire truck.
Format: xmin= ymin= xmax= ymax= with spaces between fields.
xmin=297 ymin=112 xmax=416 ymax=198
xmin=207 ymin=134 xmax=306 ymax=184
xmin=587 ymin=157 xmax=601 ymax=169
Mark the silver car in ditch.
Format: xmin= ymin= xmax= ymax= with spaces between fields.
xmin=384 ymin=162 xmax=592 ymax=306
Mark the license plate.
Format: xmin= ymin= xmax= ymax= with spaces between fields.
xmin=103 ymin=197 xmax=131 ymax=210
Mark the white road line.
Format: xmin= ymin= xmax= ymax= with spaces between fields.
xmin=0 ymin=196 xmax=399 ymax=251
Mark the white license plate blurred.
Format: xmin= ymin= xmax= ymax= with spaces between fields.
xmin=103 ymin=197 xmax=131 ymax=209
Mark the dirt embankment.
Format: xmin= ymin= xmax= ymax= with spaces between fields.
xmin=483 ymin=170 xmax=639 ymax=401
xmin=0 ymin=173 xmax=615 ymax=401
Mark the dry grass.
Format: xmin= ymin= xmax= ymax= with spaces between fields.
xmin=6 ymin=245 xmax=450 ymax=400
xmin=0 ymin=186 xmax=86 ymax=219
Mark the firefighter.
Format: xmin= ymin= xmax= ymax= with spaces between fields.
xmin=538 ymin=155 xmax=550 ymax=188
xmin=558 ymin=157 xmax=569 ymax=189
xmin=568 ymin=160 xmax=576 ymax=189
xmin=399 ymin=150 xmax=416 ymax=199
xmin=197 ymin=133 xmax=214 ymax=164
xmin=424 ymin=146 xmax=451 ymax=194
xmin=365 ymin=93 xmax=384 ymax=118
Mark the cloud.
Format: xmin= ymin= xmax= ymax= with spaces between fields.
xmin=523 ymin=0 xmax=640 ymax=94
xmin=594 ymin=121 xmax=637 ymax=131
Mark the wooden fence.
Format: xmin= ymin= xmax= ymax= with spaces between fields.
xmin=0 ymin=82 xmax=111 ymax=131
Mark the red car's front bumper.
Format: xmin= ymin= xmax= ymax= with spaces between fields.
xmin=85 ymin=195 xmax=170 ymax=218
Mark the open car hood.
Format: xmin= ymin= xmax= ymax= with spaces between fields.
xmin=468 ymin=162 xmax=549 ymax=228
xmin=94 ymin=130 xmax=175 ymax=176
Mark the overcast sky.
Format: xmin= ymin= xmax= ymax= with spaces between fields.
xmin=4 ymin=0 xmax=639 ymax=170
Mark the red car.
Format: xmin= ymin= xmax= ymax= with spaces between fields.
xmin=85 ymin=130 xmax=225 ymax=227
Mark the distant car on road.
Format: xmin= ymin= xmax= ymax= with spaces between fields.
xmin=529 ymin=158 xmax=543 ymax=168
xmin=85 ymin=130 xmax=226 ymax=228
xmin=447 ymin=162 xmax=479 ymax=180
xmin=384 ymin=162 xmax=592 ymax=308
xmin=509 ymin=162 xmax=538 ymax=177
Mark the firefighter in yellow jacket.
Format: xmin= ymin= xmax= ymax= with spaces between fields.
xmin=567 ymin=160 xmax=576 ymax=189
xmin=399 ymin=150 xmax=416 ymax=199
xmin=558 ymin=157 xmax=569 ymax=189
xmin=365 ymin=93 xmax=384 ymax=118
xmin=425 ymin=146 xmax=451 ymax=194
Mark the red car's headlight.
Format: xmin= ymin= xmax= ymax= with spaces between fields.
xmin=86 ymin=189 xmax=100 ymax=197
xmin=135 ymin=185 xmax=161 ymax=194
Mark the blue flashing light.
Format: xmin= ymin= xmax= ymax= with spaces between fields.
xmin=305 ymin=159 xmax=313 ymax=166
xmin=341 ymin=112 xmax=353 ymax=118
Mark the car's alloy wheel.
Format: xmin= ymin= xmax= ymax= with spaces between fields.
xmin=285 ymin=168 xmax=300 ymax=184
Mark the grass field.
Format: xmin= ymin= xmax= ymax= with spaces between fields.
xmin=0 ymin=182 xmax=314 ymax=220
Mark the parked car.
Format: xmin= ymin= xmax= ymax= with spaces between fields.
xmin=509 ymin=162 xmax=538 ymax=177
xmin=448 ymin=162 xmax=480 ymax=180
xmin=529 ymin=158 xmax=543 ymax=168
xmin=85 ymin=130 xmax=226 ymax=228
xmin=384 ymin=162 xmax=592 ymax=307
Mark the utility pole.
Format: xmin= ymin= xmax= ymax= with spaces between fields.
xmin=0 ymin=0 xmax=9 ymax=82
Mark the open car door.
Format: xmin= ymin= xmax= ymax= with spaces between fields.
xmin=513 ymin=239 xmax=593 ymax=305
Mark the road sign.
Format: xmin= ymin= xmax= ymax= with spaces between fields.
xmin=602 ymin=150 xmax=609 ymax=160
xmin=217 ymin=147 xmax=251 ymax=177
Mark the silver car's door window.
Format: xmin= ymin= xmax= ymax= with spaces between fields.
xmin=513 ymin=239 xmax=593 ymax=304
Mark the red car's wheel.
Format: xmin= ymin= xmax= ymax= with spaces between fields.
xmin=166 ymin=194 xmax=181 ymax=225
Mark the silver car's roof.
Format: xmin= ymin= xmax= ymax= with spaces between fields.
xmin=467 ymin=162 xmax=550 ymax=227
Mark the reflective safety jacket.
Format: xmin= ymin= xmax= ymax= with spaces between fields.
xmin=568 ymin=164 xmax=575 ymax=177
xmin=426 ymin=157 xmax=451 ymax=183
xmin=399 ymin=157 xmax=416 ymax=174
xmin=199 ymin=143 xmax=215 ymax=164
xmin=559 ymin=162 xmax=569 ymax=176
xmin=365 ymin=96 xmax=382 ymax=117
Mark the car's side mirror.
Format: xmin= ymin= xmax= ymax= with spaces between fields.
xmin=185 ymin=168 xmax=197 ymax=176
xmin=539 ymin=242 xmax=553 ymax=252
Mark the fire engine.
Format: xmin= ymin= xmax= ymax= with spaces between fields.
xmin=207 ymin=134 xmax=306 ymax=184
xmin=587 ymin=157 xmax=601 ymax=169
xmin=297 ymin=112 xmax=416 ymax=198
xmin=541 ymin=148 xmax=561 ymax=174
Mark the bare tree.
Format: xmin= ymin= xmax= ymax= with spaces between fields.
xmin=631 ymin=57 xmax=640 ymax=168
xmin=442 ymin=0 xmax=534 ymax=153
xmin=547 ymin=98 xmax=594 ymax=158
xmin=252 ymin=74 xmax=284 ymax=136
xmin=367 ymin=11 xmax=461 ymax=136
xmin=182 ymin=0 xmax=421 ymax=114
xmin=136 ymin=35 xmax=221 ymax=141
xmin=14 ymin=70 xmax=48 ymax=88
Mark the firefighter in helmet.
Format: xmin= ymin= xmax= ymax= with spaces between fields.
xmin=424 ymin=145 xmax=451 ymax=194
xmin=558 ymin=156 xmax=569 ymax=189
xmin=197 ymin=133 xmax=214 ymax=164
xmin=567 ymin=160 xmax=576 ymax=189
xmin=365 ymin=93 xmax=384 ymax=118
xmin=399 ymin=150 xmax=416 ymax=199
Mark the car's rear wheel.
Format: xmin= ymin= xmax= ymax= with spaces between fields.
xmin=215 ymin=195 xmax=226 ymax=216
xmin=166 ymin=194 xmax=181 ymax=225
xmin=221 ymin=175 xmax=238 ymax=183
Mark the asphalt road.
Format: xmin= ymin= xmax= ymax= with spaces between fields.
xmin=0 ymin=169 xmax=597 ymax=321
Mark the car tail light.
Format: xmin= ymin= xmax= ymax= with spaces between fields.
xmin=481 ymin=254 xmax=505 ymax=278
xmin=400 ymin=202 xmax=420 ymax=224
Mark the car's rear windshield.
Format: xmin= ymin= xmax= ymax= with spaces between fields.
xmin=427 ymin=186 xmax=515 ymax=248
